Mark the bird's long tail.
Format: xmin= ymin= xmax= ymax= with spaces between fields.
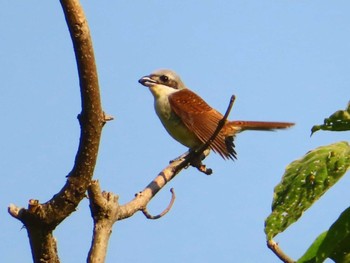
xmin=224 ymin=121 xmax=294 ymax=135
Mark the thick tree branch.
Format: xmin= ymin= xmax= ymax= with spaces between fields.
xmin=9 ymin=1 xmax=105 ymax=262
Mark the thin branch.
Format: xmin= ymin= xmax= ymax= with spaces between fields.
xmin=117 ymin=153 xmax=187 ymax=220
xmin=267 ymin=240 xmax=295 ymax=263
xmin=141 ymin=188 xmax=176 ymax=219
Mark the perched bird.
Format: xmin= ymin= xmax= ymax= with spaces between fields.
xmin=139 ymin=69 xmax=294 ymax=160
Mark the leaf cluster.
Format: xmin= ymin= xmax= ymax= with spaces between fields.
xmin=265 ymin=102 xmax=350 ymax=263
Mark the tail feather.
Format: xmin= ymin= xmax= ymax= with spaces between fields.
xmin=224 ymin=121 xmax=294 ymax=135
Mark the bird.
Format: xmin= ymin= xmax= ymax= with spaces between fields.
xmin=138 ymin=69 xmax=294 ymax=160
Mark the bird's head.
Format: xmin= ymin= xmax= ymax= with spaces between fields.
xmin=139 ymin=69 xmax=187 ymax=97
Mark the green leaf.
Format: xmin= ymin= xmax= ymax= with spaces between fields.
xmin=321 ymin=206 xmax=350 ymax=263
xmin=311 ymin=102 xmax=350 ymax=135
xmin=265 ymin=141 xmax=350 ymax=240
xmin=297 ymin=207 xmax=350 ymax=263
xmin=297 ymin=231 xmax=327 ymax=263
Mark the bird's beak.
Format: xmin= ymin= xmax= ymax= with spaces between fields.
xmin=138 ymin=75 xmax=157 ymax=87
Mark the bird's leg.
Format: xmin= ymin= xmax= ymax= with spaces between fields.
xmin=190 ymin=158 xmax=212 ymax=175
xmin=200 ymin=149 xmax=211 ymax=160
xmin=169 ymin=149 xmax=212 ymax=174
xmin=187 ymin=148 xmax=212 ymax=175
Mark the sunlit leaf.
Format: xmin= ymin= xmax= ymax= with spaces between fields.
xmin=265 ymin=142 xmax=350 ymax=240
xmin=311 ymin=102 xmax=350 ymax=135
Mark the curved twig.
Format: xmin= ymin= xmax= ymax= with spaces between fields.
xmin=141 ymin=188 xmax=176 ymax=219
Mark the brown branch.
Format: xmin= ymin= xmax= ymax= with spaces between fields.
xmin=141 ymin=188 xmax=176 ymax=219
xmin=85 ymin=153 xmax=199 ymax=260
xmin=87 ymin=181 xmax=120 ymax=263
xmin=85 ymin=95 xmax=235 ymax=261
xmin=267 ymin=240 xmax=295 ymax=263
xmin=8 ymin=1 xmax=105 ymax=262
xmin=117 ymin=152 xmax=188 ymax=220
xmin=86 ymin=162 xmax=185 ymax=260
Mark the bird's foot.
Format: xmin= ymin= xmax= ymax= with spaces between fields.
xmin=188 ymin=150 xmax=213 ymax=175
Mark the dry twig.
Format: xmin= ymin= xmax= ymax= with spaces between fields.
xmin=141 ymin=188 xmax=176 ymax=219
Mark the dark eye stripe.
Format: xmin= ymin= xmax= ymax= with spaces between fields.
xmin=157 ymin=75 xmax=178 ymax=89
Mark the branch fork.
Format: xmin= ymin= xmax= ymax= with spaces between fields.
xmin=9 ymin=0 xmax=238 ymax=261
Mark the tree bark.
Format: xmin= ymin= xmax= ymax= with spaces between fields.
xmin=9 ymin=0 xmax=106 ymax=262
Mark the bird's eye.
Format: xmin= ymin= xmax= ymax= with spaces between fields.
xmin=159 ymin=75 xmax=169 ymax=82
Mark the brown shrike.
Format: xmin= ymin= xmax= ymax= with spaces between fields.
xmin=139 ymin=69 xmax=294 ymax=160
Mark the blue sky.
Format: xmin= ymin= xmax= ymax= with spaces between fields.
xmin=1 ymin=1 xmax=349 ymax=262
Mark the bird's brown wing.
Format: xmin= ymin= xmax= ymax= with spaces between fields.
xmin=168 ymin=89 xmax=236 ymax=159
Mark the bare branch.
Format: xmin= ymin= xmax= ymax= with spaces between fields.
xmin=87 ymin=181 xmax=120 ymax=263
xmin=9 ymin=1 xmax=105 ymax=262
xmin=267 ymin=240 xmax=295 ymax=263
xmin=86 ymin=95 xmax=235 ymax=261
xmin=141 ymin=188 xmax=176 ymax=219
xmin=117 ymin=152 xmax=187 ymax=220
